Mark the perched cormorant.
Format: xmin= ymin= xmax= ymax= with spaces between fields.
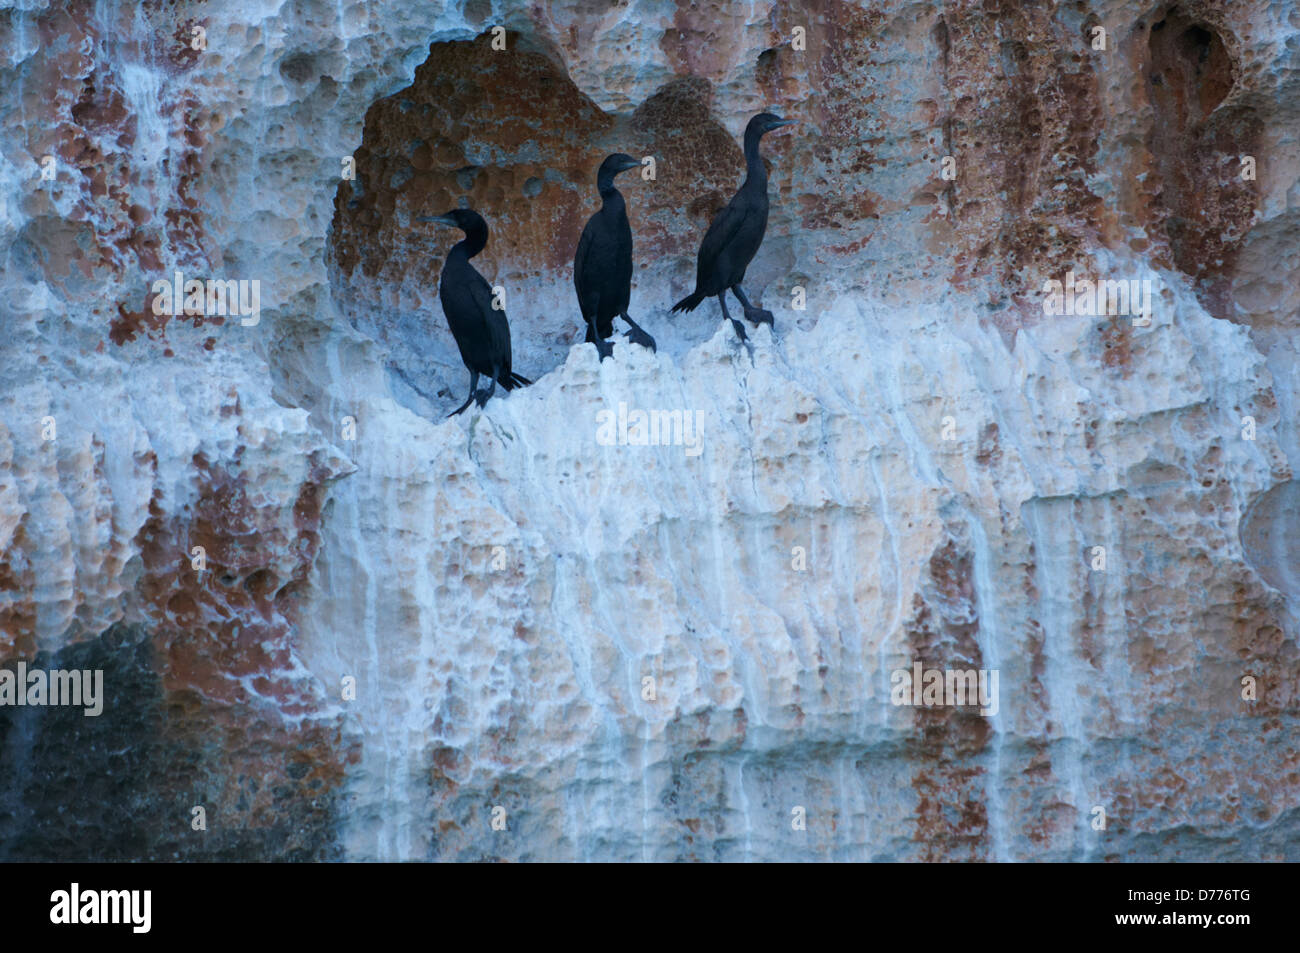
xmin=574 ymin=153 xmax=656 ymax=359
xmin=670 ymin=112 xmax=796 ymax=340
xmin=419 ymin=208 xmax=530 ymax=415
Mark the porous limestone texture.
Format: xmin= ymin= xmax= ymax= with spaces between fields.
xmin=0 ymin=0 xmax=1297 ymax=860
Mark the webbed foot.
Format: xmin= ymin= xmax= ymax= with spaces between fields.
xmin=624 ymin=325 xmax=656 ymax=352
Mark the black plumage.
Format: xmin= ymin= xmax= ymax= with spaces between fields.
xmin=420 ymin=208 xmax=530 ymax=415
xmin=671 ymin=112 xmax=796 ymax=340
xmin=573 ymin=153 xmax=656 ymax=359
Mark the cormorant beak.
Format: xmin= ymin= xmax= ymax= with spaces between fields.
xmin=417 ymin=214 xmax=459 ymax=227
xmin=617 ymin=157 xmax=642 ymax=173
xmin=768 ymin=118 xmax=797 ymax=132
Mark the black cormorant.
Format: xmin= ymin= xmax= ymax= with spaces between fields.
xmin=419 ymin=208 xmax=530 ymax=415
xmin=670 ymin=112 xmax=796 ymax=340
xmin=574 ymin=153 xmax=656 ymax=359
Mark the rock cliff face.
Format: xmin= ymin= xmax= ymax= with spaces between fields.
xmin=1 ymin=0 xmax=1297 ymax=861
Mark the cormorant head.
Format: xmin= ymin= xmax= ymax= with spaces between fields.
xmin=417 ymin=207 xmax=489 ymax=254
xmin=599 ymin=153 xmax=642 ymax=179
xmin=596 ymin=153 xmax=641 ymax=193
xmin=748 ymin=112 xmax=796 ymax=138
xmin=417 ymin=208 xmax=485 ymax=234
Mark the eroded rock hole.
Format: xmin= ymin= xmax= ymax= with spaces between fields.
xmin=327 ymin=30 xmax=617 ymax=413
xmin=327 ymin=31 xmax=761 ymax=416
xmin=1241 ymin=480 xmax=1300 ymax=605
xmin=1145 ymin=10 xmax=1258 ymax=318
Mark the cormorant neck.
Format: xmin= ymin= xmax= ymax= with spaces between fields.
xmin=742 ymin=129 xmax=767 ymax=187
xmin=598 ymin=180 xmax=624 ymax=207
xmin=454 ymin=222 xmax=488 ymax=258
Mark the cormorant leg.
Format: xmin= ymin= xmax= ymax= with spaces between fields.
xmin=586 ymin=316 xmax=614 ymax=361
xmin=476 ymin=368 xmax=498 ymax=408
xmin=620 ymin=312 xmax=656 ymax=352
xmin=448 ymin=370 xmax=479 ymax=417
xmin=717 ymin=293 xmax=748 ymax=341
xmin=731 ymin=284 xmax=774 ymax=327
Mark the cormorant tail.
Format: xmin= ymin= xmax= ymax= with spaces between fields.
xmin=502 ymin=371 xmax=531 ymax=390
xmin=671 ymin=290 xmax=706 ymax=313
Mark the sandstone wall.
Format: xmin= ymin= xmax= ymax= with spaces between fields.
xmin=1 ymin=0 xmax=1297 ymax=860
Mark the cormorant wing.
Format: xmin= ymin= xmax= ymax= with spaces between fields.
xmin=468 ymin=268 xmax=513 ymax=373
xmin=696 ymin=194 xmax=753 ymax=274
xmin=574 ymin=219 xmax=595 ymax=290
